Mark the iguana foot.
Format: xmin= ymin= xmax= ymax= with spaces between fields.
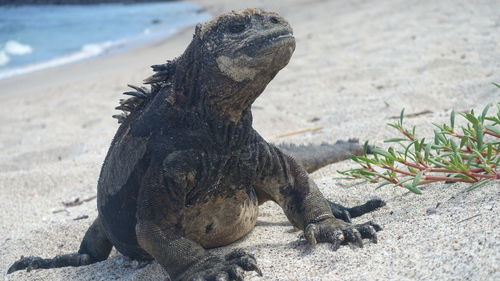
xmin=182 ymin=249 xmax=262 ymax=281
xmin=7 ymin=253 xmax=92 ymax=274
xmin=304 ymin=217 xmax=381 ymax=250
xmin=329 ymin=198 xmax=386 ymax=223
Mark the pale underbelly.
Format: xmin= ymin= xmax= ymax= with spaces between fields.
xmin=184 ymin=189 xmax=259 ymax=248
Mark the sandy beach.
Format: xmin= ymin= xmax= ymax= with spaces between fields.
xmin=1 ymin=0 xmax=499 ymax=280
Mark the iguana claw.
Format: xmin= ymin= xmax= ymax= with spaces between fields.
xmin=304 ymin=218 xmax=381 ymax=250
xmin=182 ymin=249 xmax=261 ymax=281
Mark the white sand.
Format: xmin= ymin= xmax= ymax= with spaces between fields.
xmin=1 ymin=0 xmax=498 ymax=280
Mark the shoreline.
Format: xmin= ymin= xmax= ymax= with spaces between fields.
xmin=1 ymin=0 xmax=499 ymax=280
xmin=0 ymin=1 xmax=208 ymax=83
xmin=0 ymin=25 xmax=193 ymax=88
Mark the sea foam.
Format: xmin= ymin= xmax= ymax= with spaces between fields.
xmin=0 ymin=51 xmax=9 ymax=66
xmin=5 ymin=40 xmax=33 ymax=56
xmin=0 ymin=40 xmax=34 ymax=67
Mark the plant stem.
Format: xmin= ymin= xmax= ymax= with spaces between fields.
xmin=484 ymin=129 xmax=500 ymax=138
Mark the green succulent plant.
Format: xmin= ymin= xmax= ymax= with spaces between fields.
xmin=337 ymin=85 xmax=499 ymax=194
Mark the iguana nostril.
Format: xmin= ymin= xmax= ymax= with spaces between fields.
xmin=270 ymin=16 xmax=280 ymax=24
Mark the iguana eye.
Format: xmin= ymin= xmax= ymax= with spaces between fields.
xmin=270 ymin=16 xmax=280 ymax=24
xmin=228 ymin=23 xmax=246 ymax=34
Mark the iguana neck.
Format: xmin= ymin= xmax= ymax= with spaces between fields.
xmin=170 ymin=38 xmax=268 ymax=124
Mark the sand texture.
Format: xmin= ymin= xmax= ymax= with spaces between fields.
xmin=1 ymin=0 xmax=499 ymax=280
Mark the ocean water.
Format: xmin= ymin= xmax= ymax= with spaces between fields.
xmin=0 ymin=2 xmax=209 ymax=79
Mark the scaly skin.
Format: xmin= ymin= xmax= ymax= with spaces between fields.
xmin=8 ymin=9 xmax=384 ymax=280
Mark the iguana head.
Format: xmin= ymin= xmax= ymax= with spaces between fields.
xmin=197 ymin=8 xmax=295 ymax=83
xmin=177 ymin=9 xmax=296 ymax=122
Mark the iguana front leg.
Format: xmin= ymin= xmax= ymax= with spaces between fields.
xmin=135 ymin=152 xmax=261 ymax=281
xmin=136 ymin=221 xmax=260 ymax=281
xmin=255 ymin=143 xmax=381 ymax=248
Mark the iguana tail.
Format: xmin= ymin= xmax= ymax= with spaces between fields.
xmin=277 ymin=139 xmax=367 ymax=173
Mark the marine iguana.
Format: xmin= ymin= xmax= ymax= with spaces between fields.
xmin=8 ymin=9 xmax=384 ymax=280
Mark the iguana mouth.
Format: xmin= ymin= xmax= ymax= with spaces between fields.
xmin=273 ymin=34 xmax=294 ymax=41
xmin=239 ymin=30 xmax=295 ymax=56
xmin=265 ymin=32 xmax=294 ymax=43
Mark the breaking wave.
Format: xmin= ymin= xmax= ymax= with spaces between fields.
xmin=0 ymin=40 xmax=33 ymax=67
xmin=5 ymin=40 xmax=33 ymax=56
xmin=0 ymin=51 xmax=9 ymax=66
